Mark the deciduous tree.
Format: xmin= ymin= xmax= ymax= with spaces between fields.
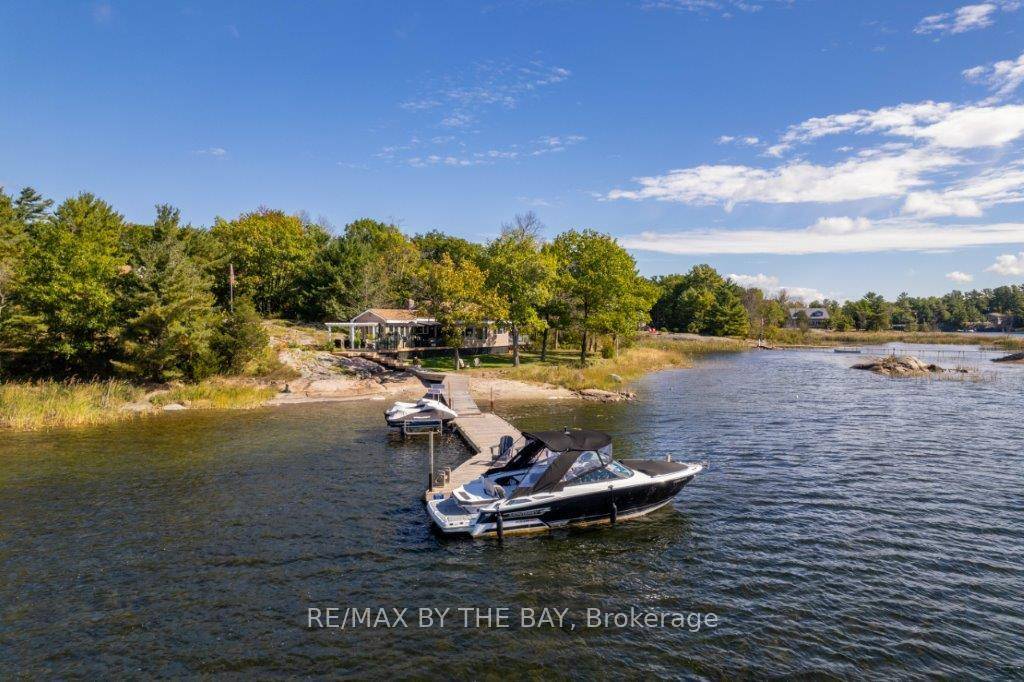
xmin=419 ymin=253 xmax=507 ymax=369
xmin=485 ymin=217 xmax=556 ymax=366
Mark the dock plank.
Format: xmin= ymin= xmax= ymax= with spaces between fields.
xmin=424 ymin=374 xmax=521 ymax=501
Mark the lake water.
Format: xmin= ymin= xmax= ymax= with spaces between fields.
xmin=2 ymin=346 xmax=1023 ymax=678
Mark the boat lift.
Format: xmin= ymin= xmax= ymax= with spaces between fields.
xmin=403 ymin=418 xmax=448 ymax=491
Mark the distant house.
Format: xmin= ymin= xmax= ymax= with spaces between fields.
xmin=325 ymin=303 xmax=515 ymax=354
xmin=787 ymin=307 xmax=830 ymax=329
xmin=983 ymin=312 xmax=1013 ymax=332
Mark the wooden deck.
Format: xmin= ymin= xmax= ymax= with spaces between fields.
xmin=425 ymin=375 xmax=521 ymax=501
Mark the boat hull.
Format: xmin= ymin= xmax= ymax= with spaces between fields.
xmin=427 ymin=463 xmax=700 ymax=537
xmin=470 ymin=474 xmax=695 ymax=537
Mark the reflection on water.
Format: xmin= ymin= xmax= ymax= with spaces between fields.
xmin=2 ymin=346 xmax=1023 ymax=677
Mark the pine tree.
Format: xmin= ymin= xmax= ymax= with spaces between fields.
xmin=14 ymin=186 xmax=53 ymax=225
xmin=213 ymin=297 xmax=268 ymax=374
xmin=118 ymin=205 xmax=219 ymax=381
xmin=14 ymin=193 xmax=126 ymax=376
xmin=709 ymin=286 xmax=750 ymax=337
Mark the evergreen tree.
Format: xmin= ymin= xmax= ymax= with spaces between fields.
xmin=297 ymin=218 xmax=417 ymax=321
xmin=13 ymin=193 xmax=127 ymax=376
xmin=213 ymin=297 xmax=268 ymax=374
xmin=14 ymin=186 xmax=53 ymax=225
xmin=709 ymin=286 xmax=750 ymax=336
xmin=117 ymin=205 xmax=219 ymax=382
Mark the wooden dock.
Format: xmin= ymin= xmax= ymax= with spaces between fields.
xmin=424 ymin=375 xmax=521 ymax=501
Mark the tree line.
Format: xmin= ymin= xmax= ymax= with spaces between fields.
xmin=651 ymin=264 xmax=1024 ymax=335
xmin=0 ymin=188 xmax=656 ymax=381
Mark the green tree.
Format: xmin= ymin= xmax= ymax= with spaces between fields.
xmin=413 ymin=230 xmax=484 ymax=267
xmin=709 ymin=285 xmax=750 ymax=336
xmin=0 ymin=190 xmax=22 ymax=348
xmin=13 ymin=186 xmax=52 ymax=225
xmin=676 ymin=287 xmax=717 ymax=333
xmin=13 ymin=193 xmax=127 ymax=376
xmin=419 ymin=253 xmax=507 ymax=369
xmin=536 ymin=242 xmax=573 ymax=361
xmin=211 ymin=208 xmax=325 ymax=316
xmin=213 ymin=297 xmax=268 ymax=374
xmin=794 ymin=309 xmax=811 ymax=333
xmin=117 ymin=205 xmax=219 ymax=381
xmin=485 ymin=218 xmax=556 ymax=366
xmin=651 ymin=265 xmax=729 ymax=333
xmin=299 ymin=219 xmax=418 ymax=321
xmin=551 ymin=229 xmax=650 ymax=364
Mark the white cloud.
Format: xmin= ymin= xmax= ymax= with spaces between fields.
xmin=400 ymin=61 xmax=571 ymax=130
xmin=902 ymin=191 xmax=983 ymax=218
xmin=717 ymin=135 xmax=760 ymax=145
xmin=946 ymin=270 xmax=975 ymax=282
xmin=986 ymin=252 xmax=1024 ymax=275
xmin=193 ymin=147 xmax=227 ymax=157
xmin=774 ymin=102 xmax=1024 ymax=151
xmin=440 ymin=112 xmax=474 ymax=128
xmin=606 ymin=147 xmax=959 ymax=208
xmin=915 ymin=2 xmax=1020 ymax=35
xmin=901 ymin=162 xmax=1024 ymax=217
xmin=964 ymin=51 xmax=1024 ymax=100
xmin=916 ymin=3 xmax=999 ymax=35
xmin=403 ymin=134 xmax=584 ymax=168
xmin=644 ymin=0 xmax=784 ymax=15
xmin=620 ymin=218 xmax=1024 ymax=255
xmin=727 ymin=273 xmax=828 ymax=302
xmin=808 ymin=216 xmax=872 ymax=234
xmin=728 ymin=273 xmax=779 ymax=289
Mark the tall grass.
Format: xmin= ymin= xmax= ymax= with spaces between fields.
xmin=765 ymin=328 xmax=1024 ymax=349
xmin=0 ymin=380 xmax=144 ymax=431
xmin=150 ymin=381 xmax=275 ymax=410
xmin=488 ymin=336 xmax=747 ymax=391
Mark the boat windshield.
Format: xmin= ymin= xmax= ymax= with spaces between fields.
xmin=561 ymin=445 xmax=632 ymax=485
xmin=517 ymin=449 xmax=559 ymax=488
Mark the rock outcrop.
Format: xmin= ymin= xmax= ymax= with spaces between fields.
xmin=577 ymin=388 xmax=636 ymax=402
xmin=992 ymin=351 xmax=1024 ymax=363
xmin=851 ymin=355 xmax=957 ymax=377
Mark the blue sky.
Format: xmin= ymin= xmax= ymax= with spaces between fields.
xmin=2 ymin=0 xmax=1024 ymax=301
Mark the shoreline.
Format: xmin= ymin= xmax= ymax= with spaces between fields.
xmin=4 ymin=331 xmax=1021 ymax=432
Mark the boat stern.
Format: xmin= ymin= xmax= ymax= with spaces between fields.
xmin=426 ymin=495 xmax=478 ymax=534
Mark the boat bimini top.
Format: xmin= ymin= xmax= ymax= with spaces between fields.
xmin=484 ymin=429 xmax=622 ymax=498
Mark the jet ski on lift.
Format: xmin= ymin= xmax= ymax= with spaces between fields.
xmin=385 ymin=384 xmax=457 ymax=427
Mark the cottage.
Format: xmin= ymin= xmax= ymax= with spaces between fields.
xmin=326 ymin=304 xmax=516 ymax=355
xmin=787 ymin=307 xmax=830 ymax=329
xmin=983 ymin=312 xmax=1013 ymax=332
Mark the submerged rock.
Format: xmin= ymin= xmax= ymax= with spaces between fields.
xmin=851 ymin=355 xmax=955 ymax=377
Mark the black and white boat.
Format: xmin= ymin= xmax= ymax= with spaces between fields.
xmin=427 ymin=428 xmax=703 ymax=537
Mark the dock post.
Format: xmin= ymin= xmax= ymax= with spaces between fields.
xmin=428 ymin=431 xmax=434 ymax=491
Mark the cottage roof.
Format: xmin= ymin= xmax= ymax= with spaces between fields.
xmin=352 ymin=308 xmax=435 ymax=324
xmin=789 ymin=307 xmax=830 ymax=319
